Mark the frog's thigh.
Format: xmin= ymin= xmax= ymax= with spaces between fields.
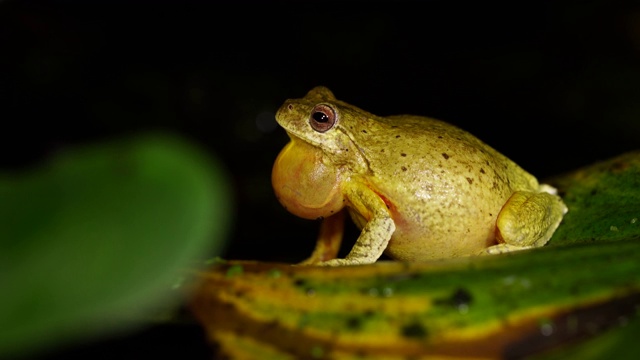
xmin=489 ymin=190 xmax=567 ymax=253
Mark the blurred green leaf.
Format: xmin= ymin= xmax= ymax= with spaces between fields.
xmin=0 ymin=133 xmax=232 ymax=357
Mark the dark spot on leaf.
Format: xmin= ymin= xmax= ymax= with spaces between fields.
xmin=401 ymin=322 xmax=428 ymax=339
xmin=434 ymin=288 xmax=473 ymax=309
xmin=442 ymin=153 xmax=450 ymax=160
xmin=489 ymin=213 xmax=493 ymax=217
xmin=346 ymin=316 xmax=363 ymax=330
xmin=363 ymin=310 xmax=375 ymax=317
xmin=610 ymin=159 xmax=631 ymax=173
xmin=590 ymin=189 xmax=598 ymax=196
xmin=451 ymin=288 xmax=473 ymax=307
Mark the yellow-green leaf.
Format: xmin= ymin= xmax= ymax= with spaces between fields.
xmin=190 ymin=151 xmax=640 ymax=359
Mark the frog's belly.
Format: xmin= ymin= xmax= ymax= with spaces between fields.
xmin=392 ymin=206 xmax=500 ymax=261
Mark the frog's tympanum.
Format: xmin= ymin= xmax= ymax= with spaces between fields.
xmin=272 ymin=87 xmax=567 ymax=266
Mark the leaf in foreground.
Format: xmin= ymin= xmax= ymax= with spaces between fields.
xmin=0 ymin=133 xmax=232 ymax=357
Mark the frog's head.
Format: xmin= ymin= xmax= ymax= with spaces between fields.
xmin=275 ymin=86 xmax=371 ymax=174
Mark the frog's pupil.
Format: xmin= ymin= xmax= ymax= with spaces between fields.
xmin=313 ymin=112 xmax=329 ymax=123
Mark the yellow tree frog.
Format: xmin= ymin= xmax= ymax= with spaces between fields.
xmin=272 ymin=87 xmax=567 ymax=266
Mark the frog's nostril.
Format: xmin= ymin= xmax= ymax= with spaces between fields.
xmin=288 ymin=104 xmax=294 ymax=110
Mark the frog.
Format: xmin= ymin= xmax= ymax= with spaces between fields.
xmin=271 ymin=86 xmax=568 ymax=266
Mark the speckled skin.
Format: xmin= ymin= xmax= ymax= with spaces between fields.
xmin=272 ymin=87 xmax=567 ymax=265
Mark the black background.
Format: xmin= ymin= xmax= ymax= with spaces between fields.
xmin=3 ymin=0 xmax=640 ymax=358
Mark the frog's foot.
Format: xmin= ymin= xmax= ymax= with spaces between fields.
xmin=315 ymin=257 xmax=372 ymax=266
xmin=481 ymin=243 xmax=533 ymax=255
xmin=495 ymin=190 xmax=568 ymax=248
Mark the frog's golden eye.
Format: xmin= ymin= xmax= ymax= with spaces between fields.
xmin=309 ymin=104 xmax=336 ymax=133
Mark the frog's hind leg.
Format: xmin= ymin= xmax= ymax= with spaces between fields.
xmin=298 ymin=210 xmax=345 ymax=265
xmin=485 ymin=188 xmax=568 ymax=255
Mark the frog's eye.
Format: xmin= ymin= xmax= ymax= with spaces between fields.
xmin=309 ymin=104 xmax=336 ymax=133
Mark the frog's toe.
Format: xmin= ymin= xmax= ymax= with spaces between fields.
xmin=481 ymin=244 xmax=533 ymax=256
xmin=538 ymin=183 xmax=559 ymax=195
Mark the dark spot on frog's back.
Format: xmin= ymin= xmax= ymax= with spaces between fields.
xmin=395 ymin=135 xmax=401 ymax=138
xmin=401 ymin=166 xmax=407 ymax=172
xmin=466 ymin=177 xmax=474 ymax=185
xmin=401 ymin=153 xmax=407 ymax=157
xmin=480 ymin=168 xmax=486 ymax=174
xmin=362 ymin=130 xmax=367 ymax=134
xmin=442 ymin=153 xmax=449 ymax=160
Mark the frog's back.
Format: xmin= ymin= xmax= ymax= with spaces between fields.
xmin=358 ymin=114 xmax=538 ymax=193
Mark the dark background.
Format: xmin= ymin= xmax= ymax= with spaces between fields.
xmin=2 ymin=0 xmax=640 ymax=358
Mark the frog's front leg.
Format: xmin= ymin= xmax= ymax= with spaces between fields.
xmin=485 ymin=185 xmax=568 ymax=255
xmin=318 ymin=184 xmax=395 ymax=266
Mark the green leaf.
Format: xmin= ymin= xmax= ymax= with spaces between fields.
xmin=0 ymin=133 xmax=232 ymax=357
xmin=548 ymin=150 xmax=640 ymax=244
